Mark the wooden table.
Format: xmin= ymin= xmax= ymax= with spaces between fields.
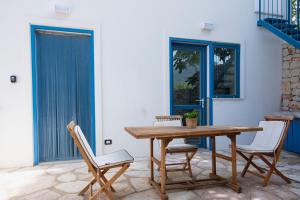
xmin=125 ymin=125 xmax=262 ymax=200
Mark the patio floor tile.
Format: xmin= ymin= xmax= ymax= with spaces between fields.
xmin=1 ymin=150 xmax=300 ymax=200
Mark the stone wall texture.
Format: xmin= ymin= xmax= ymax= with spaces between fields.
xmin=282 ymin=43 xmax=300 ymax=111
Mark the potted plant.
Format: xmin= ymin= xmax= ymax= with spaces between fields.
xmin=184 ymin=110 xmax=198 ymax=129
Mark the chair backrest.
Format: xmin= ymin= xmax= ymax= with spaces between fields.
xmin=154 ymin=115 xmax=183 ymax=127
xmin=74 ymin=125 xmax=98 ymax=166
xmin=154 ymin=115 xmax=183 ymax=145
xmin=264 ymin=115 xmax=293 ymax=159
xmin=251 ymin=121 xmax=285 ymax=151
xmin=67 ymin=121 xmax=98 ymax=173
xmin=251 ymin=115 xmax=293 ymax=154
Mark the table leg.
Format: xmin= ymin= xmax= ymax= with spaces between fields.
xmin=160 ymin=139 xmax=168 ymax=200
xmin=210 ymin=136 xmax=216 ymax=176
xmin=229 ymin=135 xmax=241 ymax=193
xmin=150 ymin=138 xmax=154 ymax=181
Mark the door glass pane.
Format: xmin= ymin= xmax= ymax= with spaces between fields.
xmin=213 ymin=47 xmax=237 ymax=96
xmin=173 ymin=47 xmax=200 ymax=105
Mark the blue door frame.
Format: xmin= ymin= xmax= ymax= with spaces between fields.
xmin=170 ymin=38 xmax=241 ymax=149
xmin=31 ymin=25 xmax=96 ymax=165
xmin=169 ymin=39 xmax=209 ymax=147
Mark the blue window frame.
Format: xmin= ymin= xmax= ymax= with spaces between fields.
xmin=210 ymin=43 xmax=240 ymax=98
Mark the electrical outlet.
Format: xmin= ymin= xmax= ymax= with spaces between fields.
xmin=104 ymin=139 xmax=112 ymax=145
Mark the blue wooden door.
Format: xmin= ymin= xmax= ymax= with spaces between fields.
xmin=35 ymin=29 xmax=95 ymax=162
xmin=292 ymin=119 xmax=300 ymax=153
xmin=284 ymin=118 xmax=300 ymax=154
xmin=170 ymin=43 xmax=207 ymax=148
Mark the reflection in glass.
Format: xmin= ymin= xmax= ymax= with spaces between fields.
xmin=173 ymin=47 xmax=200 ymax=105
xmin=213 ymin=47 xmax=237 ymax=96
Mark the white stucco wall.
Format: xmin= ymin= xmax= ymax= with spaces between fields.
xmin=0 ymin=0 xmax=282 ymax=167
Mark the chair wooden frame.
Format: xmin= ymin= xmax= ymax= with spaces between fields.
xmin=237 ymin=115 xmax=294 ymax=186
xmin=67 ymin=121 xmax=132 ymax=200
xmin=154 ymin=115 xmax=198 ymax=177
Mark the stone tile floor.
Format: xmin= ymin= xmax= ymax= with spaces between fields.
xmin=1 ymin=150 xmax=300 ymax=200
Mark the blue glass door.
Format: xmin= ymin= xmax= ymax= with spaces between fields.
xmin=35 ymin=29 xmax=95 ymax=162
xmin=170 ymin=43 xmax=207 ymax=148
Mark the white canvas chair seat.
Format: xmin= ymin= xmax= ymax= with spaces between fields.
xmin=68 ymin=122 xmax=133 ymax=200
xmin=236 ymin=115 xmax=293 ymax=187
xmin=236 ymin=144 xmax=274 ymax=153
xmin=167 ymin=143 xmax=198 ymax=151
xmin=74 ymin=126 xmax=134 ymax=169
xmin=95 ymin=150 xmax=134 ymax=168
xmin=236 ymin=121 xmax=285 ymax=154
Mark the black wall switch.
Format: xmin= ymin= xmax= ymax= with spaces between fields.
xmin=104 ymin=139 xmax=112 ymax=145
xmin=10 ymin=75 xmax=17 ymax=83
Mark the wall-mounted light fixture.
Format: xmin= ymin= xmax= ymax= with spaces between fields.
xmin=201 ymin=22 xmax=214 ymax=32
xmin=54 ymin=4 xmax=71 ymax=15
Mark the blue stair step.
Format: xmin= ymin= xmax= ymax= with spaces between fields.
xmin=273 ymin=23 xmax=297 ymax=30
xmin=264 ymin=18 xmax=288 ymax=24
xmin=258 ymin=16 xmax=300 ymax=49
xmin=282 ymin=27 xmax=300 ymax=35
xmin=292 ymin=34 xmax=300 ymax=40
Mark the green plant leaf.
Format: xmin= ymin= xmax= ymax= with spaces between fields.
xmin=184 ymin=110 xmax=198 ymax=119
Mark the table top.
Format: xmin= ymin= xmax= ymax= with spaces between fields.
xmin=124 ymin=125 xmax=263 ymax=139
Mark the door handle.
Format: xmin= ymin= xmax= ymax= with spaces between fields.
xmin=196 ymin=99 xmax=205 ymax=108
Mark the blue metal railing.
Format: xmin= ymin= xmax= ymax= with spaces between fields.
xmin=258 ymin=0 xmax=300 ymax=41
xmin=259 ymin=0 xmax=292 ymax=22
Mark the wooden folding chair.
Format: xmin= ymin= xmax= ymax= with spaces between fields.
xmin=67 ymin=121 xmax=134 ymax=200
xmin=153 ymin=115 xmax=198 ymax=177
xmin=236 ymin=115 xmax=293 ymax=186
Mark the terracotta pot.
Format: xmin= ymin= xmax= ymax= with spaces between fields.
xmin=185 ymin=118 xmax=197 ymax=128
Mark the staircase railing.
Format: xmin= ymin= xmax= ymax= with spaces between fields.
xmin=258 ymin=0 xmax=300 ymax=45
xmin=259 ymin=0 xmax=292 ymax=23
